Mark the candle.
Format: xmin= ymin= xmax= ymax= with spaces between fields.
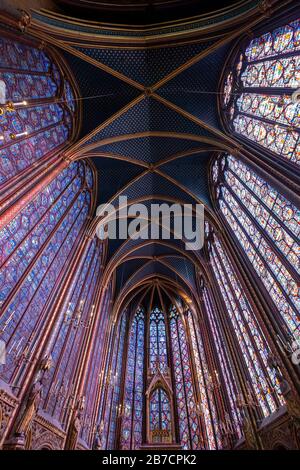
xmin=2 ymin=310 xmax=15 ymax=332
xmin=16 ymin=337 xmax=24 ymax=354
xmin=10 ymin=130 xmax=28 ymax=140
xmin=8 ymin=339 xmax=17 ymax=355
xmin=90 ymin=305 xmax=95 ymax=318
xmin=14 ymin=100 xmax=27 ymax=106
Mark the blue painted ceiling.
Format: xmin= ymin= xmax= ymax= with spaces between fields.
xmin=61 ymin=36 xmax=231 ymax=297
xmin=73 ymin=41 xmax=216 ymax=87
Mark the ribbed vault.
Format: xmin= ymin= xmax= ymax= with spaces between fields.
xmin=27 ymin=2 xmax=271 ymax=303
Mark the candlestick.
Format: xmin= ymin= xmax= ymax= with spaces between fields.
xmin=90 ymin=304 xmax=95 ymax=318
xmin=15 ymin=337 xmax=24 ymax=355
xmin=8 ymin=339 xmax=17 ymax=355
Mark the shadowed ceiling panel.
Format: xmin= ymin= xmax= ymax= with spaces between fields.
xmin=123 ymin=262 xmax=158 ymax=291
xmin=109 ymin=171 xmax=196 ymax=206
xmin=61 ymin=50 xmax=140 ymax=138
xmin=109 ymin=236 xmax=149 ymax=263
xmin=106 ymin=238 xmax=125 ymax=261
xmin=158 ymin=43 xmax=231 ymax=128
xmin=160 ymin=152 xmax=212 ymax=206
xmin=125 ymin=243 xmax=183 ymax=259
xmin=106 ymin=210 xmax=193 ymax=264
xmin=74 ymin=41 xmax=215 ymax=87
xmin=123 ymin=280 xmax=190 ymax=311
xmin=123 ymin=261 xmax=181 ymax=292
xmin=92 ymin=157 xmax=145 ymax=204
xmin=85 ymin=97 xmax=216 ymax=146
xmin=116 ymin=258 xmax=149 ymax=294
xmin=162 ymin=256 xmax=196 ymax=290
xmin=95 ymin=136 xmax=209 ymax=164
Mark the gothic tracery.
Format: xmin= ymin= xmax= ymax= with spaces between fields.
xmin=0 ymin=1 xmax=299 ymax=453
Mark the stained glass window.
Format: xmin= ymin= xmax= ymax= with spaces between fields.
xmin=149 ymin=307 xmax=168 ymax=373
xmin=169 ymin=305 xmax=202 ymax=450
xmin=80 ymin=273 xmax=110 ymax=447
xmin=206 ymin=225 xmax=284 ymax=418
xmin=42 ymin=239 xmax=102 ymax=427
xmin=213 ymin=154 xmax=300 ymax=341
xmin=202 ymin=287 xmax=243 ymax=440
xmin=102 ymin=311 xmax=127 ymax=450
xmin=0 ymin=161 xmax=93 ymax=386
xmin=149 ymin=387 xmax=171 ymax=443
xmin=222 ymin=18 xmax=300 ymax=165
xmin=93 ymin=283 xmax=115 ymax=445
xmin=185 ymin=308 xmax=220 ymax=449
xmin=121 ymin=306 xmax=145 ymax=450
xmin=0 ymin=36 xmax=76 ymax=186
xmin=99 ymin=301 xmax=248 ymax=449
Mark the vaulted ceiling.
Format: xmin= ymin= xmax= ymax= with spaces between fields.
xmin=27 ymin=1 xmax=267 ymax=310
xmin=54 ymin=0 xmax=242 ymax=23
xmin=60 ymin=41 xmax=232 ymax=305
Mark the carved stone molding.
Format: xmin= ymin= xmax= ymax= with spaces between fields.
xmin=0 ymin=390 xmax=19 ymax=445
xmin=259 ymin=414 xmax=299 ymax=450
xmin=30 ymin=420 xmax=64 ymax=450
xmin=29 ymin=414 xmax=66 ymax=450
xmin=34 ymin=414 xmax=65 ymax=439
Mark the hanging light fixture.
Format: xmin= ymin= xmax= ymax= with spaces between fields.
xmin=0 ymin=79 xmax=27 ymax=114
xmin=9 ymin=130 xmax=28 ymax=140
xmin=0 ymin=78 xmax=29 ymax=142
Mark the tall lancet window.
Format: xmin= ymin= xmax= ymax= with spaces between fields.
xmin=149 ymin=307 xmax=168 ymax=373
xmin=104 ymin=312 xmax=127 ymax=450
xmin=149 ymin=388 xmax=172 ymax=441
xmin=222 ymin=18 xmax=300 ymax=166
xmin=202 ymin=287 xmax=243 ymax=440
xmin=207 ymin=225 xmax=284 ymax=419
xmin=186 ymin=308 xmax=220 ymax=449
xmin=42 ymin=238 xmax=102 ymax=425
xmin=0 ymin=35 xmax=76 ymax=187
xmin=121 ymin=307 xmax=145 ymax=450
xmin=212 ymin=154 xmax=300 ymax=341
xmin=169 ymin=306 xmax=201 ymax=450
xmin=80 ymin=265 xmax=110 ymax=447
xmin=0 ymin=161 xmax=92 ymax=386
